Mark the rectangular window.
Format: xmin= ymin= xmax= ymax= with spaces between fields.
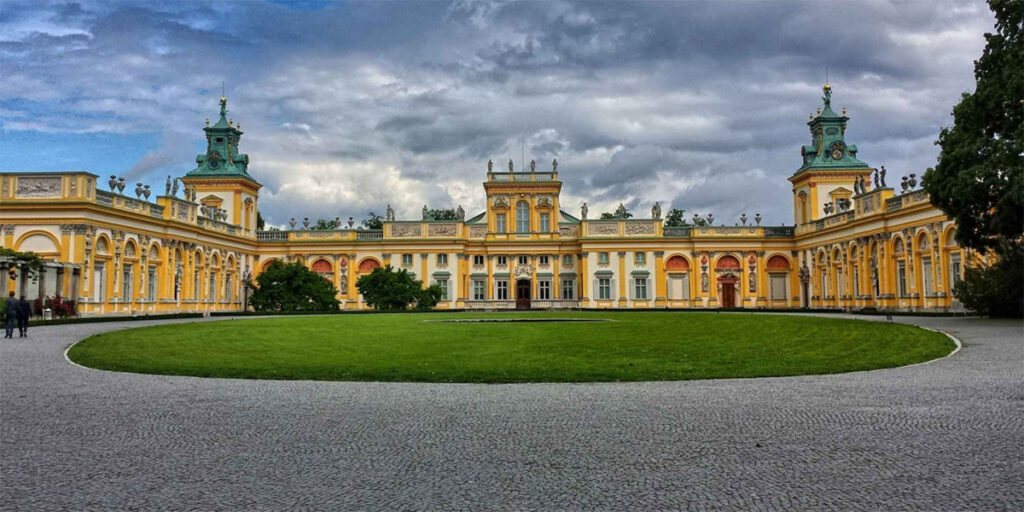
xmin=898 ymin=262 xmax=907 ymax=297
xmin=562 ymin=254 xmax=573 ymax=267
xmin=516 ymin=203 xmax=530 ymax=232
xmin=402 ymin=254 xmax=413 ymax=266
xmin=540 ymin=213 xmax=550 ymax=232
xmin=598 ymin=252 xmax=609 ymax=265
xmin=209 ymin=273 xmax=216 ymax=301
xmin=598 ymin=278 xmax=611 ymax=300
xmin=473 ymin=255 xmax=484 ymax=266
xmin=922 ymin=257 xmax=933 ymax=295
xmin=539 ymin=255 xmax=549 ymax=266
xmin=561 ymin=279 xmax=575 ymax=299
xmin=147 ymin=266 xmax=157 ymax=300
xmin=435 ymin=279 xmax=449 ymax=300
xmin=634 ymin=278 xmax=648 ymax=300
xmin=634 ymin=252 xmax=646 ymax=265
xmin=122 ymin=264 xmax=133 ymax=300
xmin=496 ymin=214 xmax=506 ymax=233
xmin=472 ymin=280 xmax=486 ymax=300
xmin=518 ymin=255 xmax=528 ymax=266
xmin=497 ymin=255 xmax=507 ymax=266
xmin=194 ymin=270 xmax=201 ymax=300
xmin=225 ymin=275 xmax=232 ymax=302
xmin=950 ymin=253 xmax=962 ymax=286
xmin=93 ymin=263 xmax=106 ymax=300
xmin=496 ymin=280 xmax=509 ymax=300
xmin=770 ymin=274 xmax=787 ymax=300
xmin=537 ymin=280 xmax=551 ymax=300
xmin=437 ymin=254 xmax=448 ymax=266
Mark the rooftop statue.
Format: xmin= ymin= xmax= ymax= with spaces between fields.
xmin=581 ymin=202 xmax=588 ymax=220
xmin=487 ymin=159 xmax=493 ymax=172
xmin=508 ymin=159 xmax=514 ymax=172
xmin=552 ymin=158 xmax=558 ymax=172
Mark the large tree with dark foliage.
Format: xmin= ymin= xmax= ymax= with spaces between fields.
xmin=923 ymin=0 xmax=1023 ymax=317
xmin=362 ymin=212 xmax=384 ymax=230
xmin=356 ymin=265 xmax=442 ymax=311
xmin=248 ymin=260 xmax=339 ymax=312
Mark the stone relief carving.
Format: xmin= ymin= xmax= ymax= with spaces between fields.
xmin=391 ymin=224 xmax=422 ymax=237
xmin=559 ymin=226 xmax=578 ymax=237
xmin=536 ymin=197 xmax=552 ymax=208
xmin=469 ymin=226 xmax=487 ymax=238
xmin=427 ymin=224 xmax=457 ymax=237
xmin=625 ymin=222 xmax=655 ymax=235
xmin=588 ymin=222 xmax=618 ymax=235
xmin=16 ymin=176 xmax=62 ymax=198
xmin=513 ymin=264 xmax=533 ymax=280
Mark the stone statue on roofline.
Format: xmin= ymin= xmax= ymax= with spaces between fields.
xmin=581 ymin=202 xmax=588 ymax=220
xmin=487 ymin=159 xmax=493 ymax=172
xmin=530 ymin=159 xmax=536 ymax=172
xmin=422 ymin=204 xmax=429 ymax=220
xmin=165 ymin=176 xmax=172 ymax=195
xmin=171 ymin=178 xmax=179 ymax=197
xmin=652 ymin=201 xmax=662 ymax=220
xmin=456 ymin=205 xmax=465 ymax=221
xmin=508 ymin=159 xmax=514 ymax=172
xmin=386 ymin=204 xmax=395 ymax=222
xmin=880 ymin=166 xmax=887 ymax=187
xmin=552 ymin=158 xmax=558 ymax=172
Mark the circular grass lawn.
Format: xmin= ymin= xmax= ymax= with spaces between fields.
xmin=67 ymin=312 xmax=955 ymax=383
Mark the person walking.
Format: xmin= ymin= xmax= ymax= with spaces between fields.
xmin=17 ymin=295 xmax=31 ymax=337
xmin=3 ymin=291 xmax=17 ymax=338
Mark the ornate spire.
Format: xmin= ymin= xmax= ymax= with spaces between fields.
xmin=822 ymin=83 xmax=832 ymax=109
xmin=219 ymin=96 xmax=228 ymax=119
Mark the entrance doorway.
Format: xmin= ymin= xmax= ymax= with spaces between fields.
xmin=516 ymin=279 xmax=531 ymax=309
xmin=719 ymin=276 xmax=737 ymax=308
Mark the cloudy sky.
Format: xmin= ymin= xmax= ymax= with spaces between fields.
xmin=0 ymin=0 xmax=993 ymax=227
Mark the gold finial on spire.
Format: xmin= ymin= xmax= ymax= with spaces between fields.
xmin=229 ymin=119 xmax=233 ymax=126
xmin=823 ymin=82 xmax=831 ymax=92
xmin=842 ymin=107 xmax=847 ymax=116
xmin=205 ymin=118 xmax=210 ymax=127
xmin=809 ymin=113 xmax=814 ymax=121
xmin=816 ymin=107 xmax=822 ymax=116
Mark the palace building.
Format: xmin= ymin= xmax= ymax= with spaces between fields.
xmin=0 ymin=85 xmax=968 ymax=315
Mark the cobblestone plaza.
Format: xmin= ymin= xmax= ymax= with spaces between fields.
xmin=2 ymin=314 xmax=1021 ymax=511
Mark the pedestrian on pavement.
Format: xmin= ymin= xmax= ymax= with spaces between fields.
xmin=3 ymin=291 xmax=17 ymax=338
xmin=17 ymin=295 xmax=31 ymax=337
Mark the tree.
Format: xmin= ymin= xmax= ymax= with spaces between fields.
xmin=256 ymin=211 xmax=265 ymax=230
xmin=952 ymin=250 xmax=1023 ymax=317
xmin=427 ymin=208 xmax=459 ymax=221
xmin=599 ymin=205 xmax=633 ymax=219
xmin=356 ymin=265 xmax=442 ymax=311
xmin=923 ymin=0 xmax=1023 ymax=317
xmin=312 ymin=218 xmax=341 ymax=230
xmin=0 ymin=247 xmax=45 ymax=280
xmin=663 ymin=208 xmax=688 ymax=227
xmin=362 ymin=212 xmax=383 ymax=230
xmin=247 ymin=260 xmax=339 ymax=312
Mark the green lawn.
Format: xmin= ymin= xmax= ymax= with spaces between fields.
xmin=66 ymin=312 xmax=955 ymax=383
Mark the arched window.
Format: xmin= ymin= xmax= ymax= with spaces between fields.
xmin=715 ymin=255 xmax=740 ymax=270
xmin=516 ymin=201 xmax=530 ymax=232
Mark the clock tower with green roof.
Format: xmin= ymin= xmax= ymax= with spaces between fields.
xmin=181 ymin=96 xmax=262 ymax=236
xmin=789 ymin=84 xmax=875 ymax=225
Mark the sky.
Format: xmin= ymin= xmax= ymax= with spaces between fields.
xmin=0 ymin=0 xmax=994 ymax=228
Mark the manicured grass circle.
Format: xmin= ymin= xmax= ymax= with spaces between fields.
xmin=67 ymin=312 xmax=955 ymax=383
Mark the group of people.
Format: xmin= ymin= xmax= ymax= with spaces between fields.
xmin=3 ymin=291 xmax=31 ymax=338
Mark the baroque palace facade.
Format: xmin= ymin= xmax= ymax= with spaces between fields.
xmin=0 ymin=86 xmax=968 ymax=315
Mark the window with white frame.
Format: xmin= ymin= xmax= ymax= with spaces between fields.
xmin=147 ymin=266 xmax=157 ymax=300
xmin=897 ymin=262 xmax=907 ymax=297
xmin=473 ymin=255 xmax=484 ymax=266
xmin=540 ymin=213 xmax=550 ymax=232
xmin=539 ymin=255 xmax=549 ymax=266
xmin=770 ymin=274 xmax=787 ymax=300
xmin=209 ymin=273 xmax=216 ymax=301
xmin=496 ymin=280 xmax=509 ymax=300
xmin=402 ymin=253 xmax=413 ymax=266
xmin=517 ymin=255 xmax=528 ymax=266
xmin=562 ymin=254 xmax=573 ymax=267
xmin=538 ymin=280 xmax=551 ymax=299
xmin=634 ymin=278 xmax=648 ymax=300
xmin=516 ymin=201 xmax=530 ymax=232
xmin=435 ymin=279 xmax=449 ymax=300
xmin=193 ymin=270 xmax=201 ymax=300
xmin=472 ymin=280 xmax=486 ymax=300
xmin=950 ymin=253 xmax=962 ymax=286
xmin=93 ymin=262 xmax=106 ymax=300
xmin=634 ymin=252 xmax=646 ymax=265
xmin=497 ymin=255 xmax=507 ymax=266
xmin=437 ymin=253 xmax=448 ymax=266
xmin=598 ymin=252 xmax=609 ymax=265
xmin=122 ymin=263 xmax=133 ymax=300
xmin=598 ymin=278 xmax=611 ymax=299
xmin=496 ymin=213 xmax=507 ymax=233
xmin=922 ymin=257 xmax=933 ymax=295
xmin=225 ymin=274 xmax=232 ymax=302
xmin=561 ymin=279 xmax=575 ymax=299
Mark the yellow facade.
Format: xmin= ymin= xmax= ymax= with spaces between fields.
xmin=0 ymin=91 xmax=969 ymax=315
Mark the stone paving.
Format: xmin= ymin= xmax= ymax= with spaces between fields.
xmin=1 ymin=314 xmax=1021 ymax=511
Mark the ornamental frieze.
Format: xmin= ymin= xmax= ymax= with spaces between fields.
xmin=391 ymin=224 xmax=422 ymax=237
xmin=15 ymin=176 xmax=62 ymax=198
xmin=559 ymin=225 xmax=578 ymax=237
xmin=588 ymin=222 xmax=618 ymax=235
xmin=427 ymin=223 xmax=457 ymax=237
xmin=625 ymin=222 xmax=655 ymax=235
xmin=469 ymin=226 xmax=487 ymax=238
